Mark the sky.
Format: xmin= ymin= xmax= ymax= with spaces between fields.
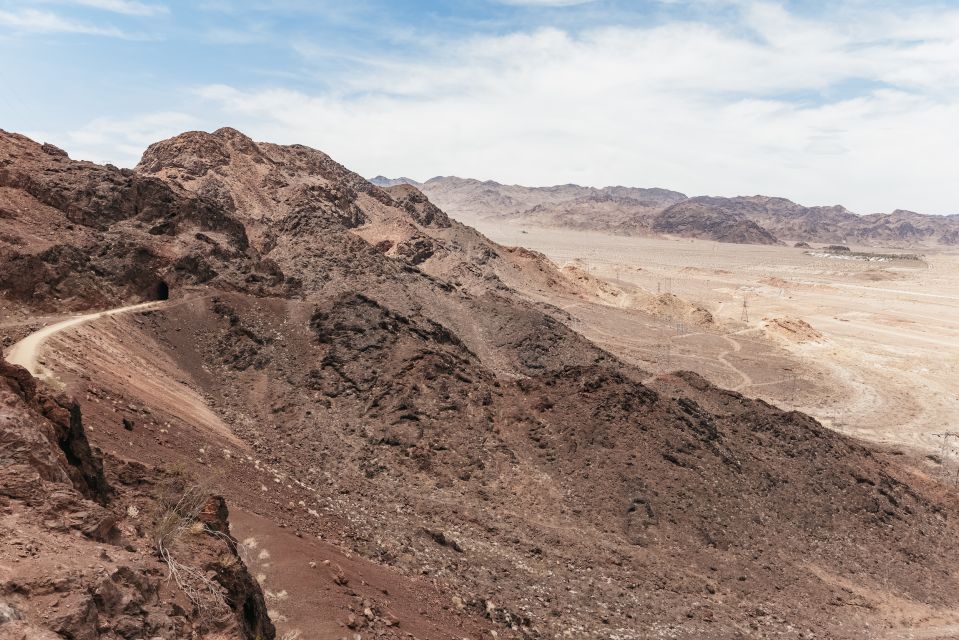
xmin=1 ymin=0 xmax=957 ymax=214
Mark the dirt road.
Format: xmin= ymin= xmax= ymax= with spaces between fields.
xmin=4 ymin=301 xmax=160 ymax=378
xmin=4 ymin=296 xmax=252 ymax=451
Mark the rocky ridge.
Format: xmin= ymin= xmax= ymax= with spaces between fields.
xmin=0 ymin=359 xmax=274 ymax=640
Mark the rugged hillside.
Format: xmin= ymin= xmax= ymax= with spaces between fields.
xmin=0 ymin=128 xmax=574 ymax=316
xmin=377 ymin=176 xmax=959 ymax=247
xmin=0 ymin=130 xmax=272 ymax=311
xmin=135 ymin=129 xmax=575 ymax=302
xmin=650 ymin=198 xmax=781 ymax=245
xmin=4 ymin=129 xmax=959 ymax=638
xmin=84 ymin=287 xmax=959 ymax=639
xmin=0 ymin=359 xmax=275 ymax=639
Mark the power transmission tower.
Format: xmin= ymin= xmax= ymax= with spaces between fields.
xmin=784 ymin=367 xmax=798 ymax=402
xmin=740 ymin=296 xmax=749 ymax=323
xmin=933 ymin=432 xmax=959 ymax=487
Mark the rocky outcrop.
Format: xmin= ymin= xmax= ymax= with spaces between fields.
xmin=136 ymin=127 xmax=406 ymax=239
xmin=0 ymin=131 xmax=248 ymax=240
xmin=382 ymin=183 xmax=451 ymax=228
xmin=0 ymin=129 xmax=274 ymax=310
xmin=0 ymin=360 xmax=275 ymax=640
xmin=1 ymin=359 xmax=109 ymax=503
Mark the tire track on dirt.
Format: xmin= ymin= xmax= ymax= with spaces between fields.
xmin=5 ymin=301 xmax=162 ymax=378
xmin=717 ymin=334 xmax=752 ymax=391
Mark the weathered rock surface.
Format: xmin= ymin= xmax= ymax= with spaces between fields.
xmin=0 ymin=359 xmax=275 ymax=640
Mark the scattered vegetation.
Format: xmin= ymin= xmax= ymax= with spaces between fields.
xmin=151 ymin=478 xmax=226 ymax=609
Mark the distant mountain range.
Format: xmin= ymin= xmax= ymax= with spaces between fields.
xmin=371 ymin=176 xmax=959 ymax=247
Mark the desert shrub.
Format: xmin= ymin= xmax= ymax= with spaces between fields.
xmin=151 ymin=477 xmax=226 ymax=609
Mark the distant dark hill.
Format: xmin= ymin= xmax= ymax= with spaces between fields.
xmin=651 ymin=197 xmax=782 ymax=245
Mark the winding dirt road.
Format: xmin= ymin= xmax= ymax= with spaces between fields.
xmin=4 ymin=301 xmax=160 ymax=379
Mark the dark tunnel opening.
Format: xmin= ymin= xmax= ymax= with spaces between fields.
xmin=155 ymin=280 xmax=169 ymax=301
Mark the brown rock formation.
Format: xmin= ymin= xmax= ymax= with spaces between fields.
xmin=0 ymin=359 xmax=274 ymax=639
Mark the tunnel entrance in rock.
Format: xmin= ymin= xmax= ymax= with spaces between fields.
xmin=155 ymin=280 xmax=169 ymax=301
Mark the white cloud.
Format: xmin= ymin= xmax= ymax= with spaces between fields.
xmin=494 ymin=0 xmax=599 ymax=5
xmin=49 ymin=112 xmax=199 ymax=165
xmin=0 ymin=8 xmax=128 ymax=36
xmin=57 ymin=1 xmax=959 ymax=214
xmin=69 ymin=0 xmax=168 ymax=16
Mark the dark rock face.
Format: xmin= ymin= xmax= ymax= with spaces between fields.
xmin=0 ymin=240 xmax=193 ymax=310
xmin=287 ymin=183 xmax=367 ymax=229
xmin=383 ymin=183 xmax=451 ymax=228
xmin=652 ymin=199 xmax=782 ymax=244
xmin=307 ymin=293 xmax=493 ymax=452
xmin=0 ymin=360 xmax=275 ymax=640
xmin=1 ymin=359 xmax=109 ymax=503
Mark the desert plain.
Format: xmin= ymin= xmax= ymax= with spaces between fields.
xmin=475 ymin=222 xmax=959 ymax=462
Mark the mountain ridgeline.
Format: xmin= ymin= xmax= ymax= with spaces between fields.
xmin=371 ymin=176 xmax=959 ymax=247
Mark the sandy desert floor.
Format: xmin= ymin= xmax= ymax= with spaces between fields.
xmin=476 ymin=222 xmax=959 ymax=463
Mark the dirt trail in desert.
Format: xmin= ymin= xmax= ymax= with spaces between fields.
xmin=5 ymin=301 xmax=161 ymax=377
xmin=717 ymin=334 xmax=752 ymax=390
xmin=4 ymin=296 xmax=248 ymax=450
